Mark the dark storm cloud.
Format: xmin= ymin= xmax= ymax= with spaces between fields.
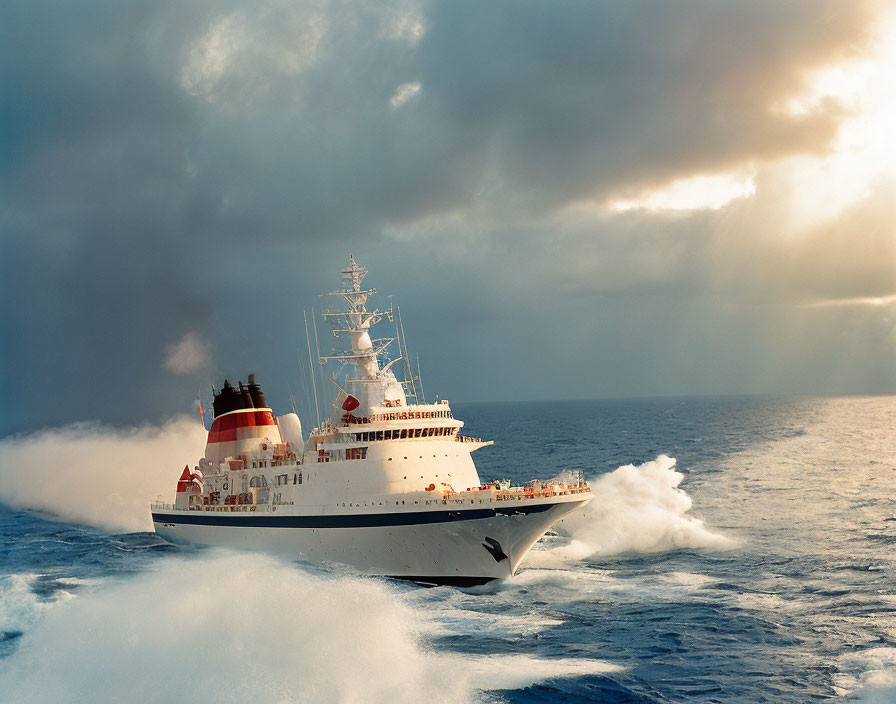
xmin=380 ymin=172 xmax=896 ymax=403
xmin=1 ymin=0 xmax=210 ymax=431
xmin=416 ymin=0 xmax=872 ymax=211
xmin=0 ymin=0 xmax=888 ymax=433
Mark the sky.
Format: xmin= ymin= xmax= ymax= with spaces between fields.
xmin=2 ymin=0 xmax=895 ymax=435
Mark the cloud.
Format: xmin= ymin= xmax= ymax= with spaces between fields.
xmin=163 ymin=331 xmax=211 ymax=374
xmin=0 ymin=0 xmax=892 ymax=433
xmin=390 ymin=81 xmax=421 ymax=109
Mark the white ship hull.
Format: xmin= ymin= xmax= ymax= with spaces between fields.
xmin=153 ymin=496 xmax=588 ymax=585
xmin=154 ymin=258 xmax=595 ymax=585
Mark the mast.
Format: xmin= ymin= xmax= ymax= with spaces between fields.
xmin=396 ymin=305 xmax=418 ymax=401
xmin=319 ymin=256 xmax=406 ymax=415
xmin=416 ymin=353 xmax=426 ymax=405
xmin=303 ymin=310 xmax=321 ymax=429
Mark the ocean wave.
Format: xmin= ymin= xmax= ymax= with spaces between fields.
xmin=0 ymin=573 xmax=79 ymax=634
xmin=529 ymin=455 xmax=733 ymax=565
xmin=0 ymin=551 xmax=620 ymax=703
xmin=834 ymin=647 xmax=896 ymax=703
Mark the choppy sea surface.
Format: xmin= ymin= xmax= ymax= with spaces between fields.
xmin=1 ymin=395 xmax=895 ymax=703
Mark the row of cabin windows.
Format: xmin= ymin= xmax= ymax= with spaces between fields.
xmin=348 ymin=410 xmax=453 ymax=424
xmin=228 ymin=473 xmax=301 ymax=495
xmin=336 ymin=498 xmax=490 ymax=508
xmin=378 ymin=410 xmax=452 ymax=421
xmin=274 ymin=473 xmax=303 ymax=486
xmin=317 ymin=447 xmax=369 ymax=463
xmin=354 ymin=427 xmax=457 ymax=442
xmin=248 ymin=460 xmax=291 ymax=469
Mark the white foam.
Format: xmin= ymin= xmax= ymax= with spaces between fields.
xmin=0 ymin=552 xmax=620 ymax=703
xmin=0 ymin=418 xmax=207 ymax=532
xmin=512 ymin=566 xmax=721 ymax=606
xmin=446 ymin=653 xmax=622 ymax=691
xmin=733 ymin=592 xmax=797 ymax=613
xmin=530 ymin=455 xmax=732 ymax=565
xmin=415 ymin=604 xmax=566 ymax=639
xmin=0 ymin=574 xmax=77 ymax=633
xmin=835 ymin=648 xmax=896 ymax=703
xmin=658 ymin=571 xmax=718 ymax=588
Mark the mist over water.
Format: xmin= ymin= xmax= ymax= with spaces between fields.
xmin=0 ymin=418 xmax=207 ymax=532
xmin=1 ymin=395 xmax=894 ymax=702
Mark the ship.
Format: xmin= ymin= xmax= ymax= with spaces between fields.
xmin=152 ymin=257 xmax=592 ymax=585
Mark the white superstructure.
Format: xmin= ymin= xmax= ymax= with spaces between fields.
xmin=152 ymin=257 xmax=592 ymax=585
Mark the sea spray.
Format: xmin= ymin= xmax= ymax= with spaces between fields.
xmin=0 ymin=552 xmax=621 ymax=704
xmin=0 ymin=574 xmax=78 ymax=634
xmin=532 ymin=455 xmax=732 ymax=564
xmin=834 ymin=648 xmax=896 ymax=704
xmin=0 ymin=418 xmax=207 ymax=533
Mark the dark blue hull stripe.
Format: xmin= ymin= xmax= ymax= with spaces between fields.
xmin=152 ymin=503 xmax=555 ymax=528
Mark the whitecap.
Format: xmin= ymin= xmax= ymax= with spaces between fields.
xmin=530 ymin=455 xmax=733 ymax=565
xmin=0 ymin=551 xmax=622 ymax=703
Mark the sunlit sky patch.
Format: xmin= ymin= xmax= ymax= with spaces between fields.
xmin=805 ymin=294 xmax=896 ymax=308
xmin=607 ymin=170 xmax=758 ymax=213
xmin=604 ymin=6 xmax=896 ymax=219
xmin=765 ymin=6 xmax=896 ymax=224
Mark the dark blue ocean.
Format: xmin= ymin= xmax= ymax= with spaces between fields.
xmin=1 ymin=396 xmax=895 ymax=703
